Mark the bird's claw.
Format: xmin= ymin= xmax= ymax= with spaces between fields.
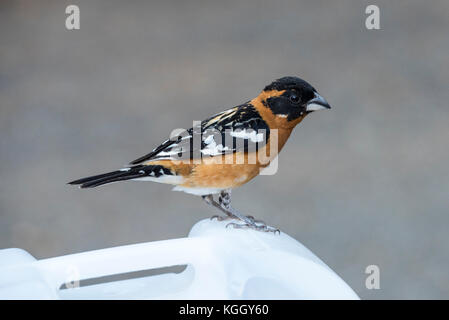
xmin=226 ymin=222 xmax=280 ymax=234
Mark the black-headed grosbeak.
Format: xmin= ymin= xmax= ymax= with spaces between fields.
xmin=69 ymin=76 xmax=331 ymax=233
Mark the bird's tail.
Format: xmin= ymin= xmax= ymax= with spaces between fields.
xmin=68 ymin=165 xmax=173 ymax=188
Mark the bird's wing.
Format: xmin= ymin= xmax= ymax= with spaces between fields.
xmin=130 ymin=103 xmax=270 ymax=164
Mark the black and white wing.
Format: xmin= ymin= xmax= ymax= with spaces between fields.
xmin=130 ymin=103 xmax=270 ymax=164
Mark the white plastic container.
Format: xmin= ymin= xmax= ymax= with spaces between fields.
xmin=0 ymin=219 xmax=359 ymax=299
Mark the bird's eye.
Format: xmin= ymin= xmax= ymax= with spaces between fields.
xmin=290 ymin=94 xmax=300 ymax=104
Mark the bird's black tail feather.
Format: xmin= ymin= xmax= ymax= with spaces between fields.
xmin=68 ymin=165 xmax=172 ymax=188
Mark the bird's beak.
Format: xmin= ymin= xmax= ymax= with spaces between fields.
xmin=306 ymin=93 xmax=331 ymax=111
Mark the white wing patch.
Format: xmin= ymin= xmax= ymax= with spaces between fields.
xmin=201 ymin=135 xmax=229 ymax=156
xmin=203 ymin=135 xmax=214 ymax=145
xmin=230 ymin=129 xmax=264 ymax=143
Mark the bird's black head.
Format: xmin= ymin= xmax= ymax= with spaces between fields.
xmin=262 ymin=76 xmax=331 ymax=121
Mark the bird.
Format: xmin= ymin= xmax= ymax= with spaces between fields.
xmin=68 ymin=76 xmax=331 ymax=233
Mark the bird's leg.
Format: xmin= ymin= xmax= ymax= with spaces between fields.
xmin=202 ymin=191 xmax=254 ymax=222
xmin=203 ymin=191 xmax=279 ymax=234
xmin=217 ymin=190 xmax=279 ymax=234
xmin=215 ymin=190 xmax=249 ymax=222
xmin=218 ymin=189 xmax=231 ymax=209
xmin=218 ymin=190 xmax=266 ymax=224
xmin=202 ymin=194 xmax=236 ymax=221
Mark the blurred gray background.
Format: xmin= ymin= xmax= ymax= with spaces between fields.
xmin=1 ymin=0 xmax=448 ymax=299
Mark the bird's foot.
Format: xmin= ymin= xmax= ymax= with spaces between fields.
xmin=210 ymin=215 xmax=265 ymax=224
xmin=245 ymin=215 xmax=266 ymax=225
xmin=226 ymin=222 xmax=280 ymax=234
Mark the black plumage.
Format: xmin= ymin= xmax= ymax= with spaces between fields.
xmin=68 ymin=165 xmax=172 ymax=188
